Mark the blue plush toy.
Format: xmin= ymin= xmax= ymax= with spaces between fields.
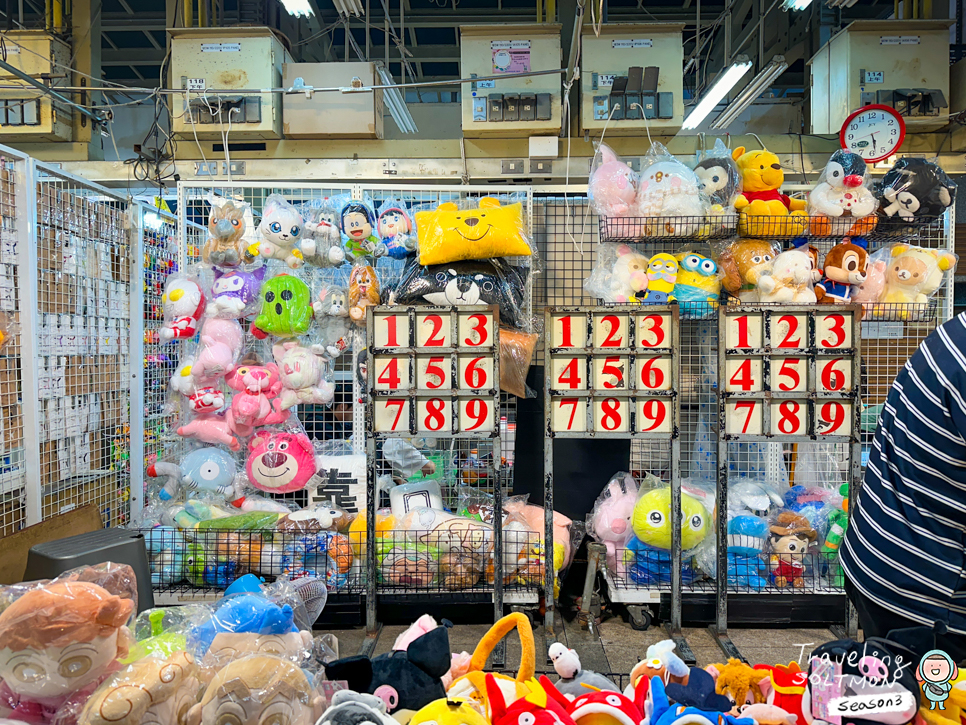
xmin=652 ymin=673 xmax=755 ymax=725
xmin=726 ymin=515 xmax=768 ymax=591
xmin=148 ymin=447 xmax=239 ymax=503
xmin=280 ymin=533 xmax=350 ymax=591
xmin=624 ymin=537 xmax=699 ymax=586
xmin=190 ymin=592 xmax=299 ymax=655
xmin=144 ymin=526 xmax=187 ymax=586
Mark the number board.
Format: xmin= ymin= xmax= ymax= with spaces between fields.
xmin=545 ymin=306 xmax=679 ymax=437
xmin=720 ymin=305 xmax=861 ymax=440
xmin=367 ymin=305 xmax=500 ymax=436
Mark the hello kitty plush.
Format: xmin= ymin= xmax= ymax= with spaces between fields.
xmin=159 ymin=278 xmax=205 ymax=343
xmin=301 ymin=202 xmax=346 ymax=268
xmin=224 ymin=358 xmax=290 ymax=438
xmin=590 ymin=472 xmax=640 ymax=571
xmin=589 ymin=144 xmax=638 ymax=218
xmin=258 ymin=194 xmax=304 ymax=269
xmin=273 ymin=342 xmax=335 ymax=410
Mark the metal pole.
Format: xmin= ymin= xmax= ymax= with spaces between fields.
xmin=400 ymin=0 xmax=405 ymax=88
xmin=695 ymin=0 xmax=701 ymax=87
xmin=128 ymin=204 xmax=145 ymax=524
xmin=18 ymin=156 xmax=41 ymax=527
xmin=0 ymin=58 xmax=102 ymax=126
xmin=579 ymin=542 xmax=605 ymax=630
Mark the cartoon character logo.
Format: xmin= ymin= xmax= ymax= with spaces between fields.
xmin=918 ymin=650 xmax=958 ymax=710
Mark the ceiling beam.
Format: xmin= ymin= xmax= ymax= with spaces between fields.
xmin=115 ymin=0 xmax=134 ymax=14
xmin=102 ymin=48 xmax=166 ymax=66
xmin=143 ymin=30 xmax=162 ymax=49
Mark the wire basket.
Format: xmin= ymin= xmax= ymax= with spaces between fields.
xmin=598 ymin=215 xmax=738 ymax=243
xmin=736 ymin=213 xmax=946 ymax=242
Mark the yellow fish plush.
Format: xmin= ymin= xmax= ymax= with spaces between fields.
xmin=416 ymin=197 xmax=532 ymax=266
xmin=410 ymin=698 xmax=488 ymax=725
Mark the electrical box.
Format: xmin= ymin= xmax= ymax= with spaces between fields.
xmin=580 ymin=24 xmax=684 ymax=135
xmin=0 ymin=31 xmax=72 ymax=142
xmin=808 ymin=20 xmax=953 ymax=134
xmin=282 ymin=62 xmax=384 ymax=139
xmin=169 ymin=27 xmax=291 ymax=140
xmin=460 ymin=24 xmax=562 ymax=137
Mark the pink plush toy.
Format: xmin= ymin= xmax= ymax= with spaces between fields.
xmin=591 ymin=473 xmax=640 ymax=571
xmin=246 ymin=429 xmax=316 ymax=494
xmin=852 ymin=257 xmax=888 ymax=315
xmin=589 ymin=144 xmax=638 ymax=217
xmin=392 ymin=614 xmax=472 ymax=690
xmin=177 ymin=413 xmax=240 ymax=451
xmin=504 ymin=499 xmax=575 ymax=569
xmin=224 ymin=360 xmax=290 ymax=437
xmin=191 ymin=318 xmax=243 ymax=383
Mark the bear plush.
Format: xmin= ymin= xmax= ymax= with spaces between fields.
xmin=732 ymin=147 xmax=807 ymax=238
xmin=718 ymin=239 xmax=779 ymax=302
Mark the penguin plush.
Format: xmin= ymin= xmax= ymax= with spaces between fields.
xmin=809 ymin=150 xmax=877 ymax=220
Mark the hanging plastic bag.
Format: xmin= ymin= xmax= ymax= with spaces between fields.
xmin=340 ymin=197 xmax=387 ymax=262
xmin=877 ymin=157 xmax=956 ymax=225
xmin=158 ymin=274 xmax=205 ymax=343
xmin=300 ymin=197 xmax=347 ymax=268
xmin=377 ymin=197 xmax=417 ymax=260
xmin=583 ymin=243 xmax=649 ymax=303
xmin=206 ymin=265 xmax=265 ymax=319
xmin=807 ymin=150 xmax=878 ymax=237
xmin=693 ymin=138 xmax=742 ymax=210
xmin=203 ymin=196 xmax=253 ymax=268
xmin=635 ymin=142 xmax=710 ymax=237
xmin=499 ymin=328 xmax=537 ymax=398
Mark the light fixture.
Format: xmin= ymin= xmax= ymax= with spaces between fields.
xmin=332 ymin=0 xmax=365 ymax=16
xmin=280 ymin=0 xmax=314 ymax=16
xmin=781 ymin=0 xmax=813 ymax=9
xmin=374 ymin=63 xmax=418 ymax=134
xmin=143 ymin=212 xmax=165 ymax=231
xmin=710 ymin=55 xmax=789 ymax=129
xmin=682 ymin=57 xmax=753 ymax=130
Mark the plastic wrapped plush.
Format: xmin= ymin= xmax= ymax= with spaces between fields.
xmin=717 ymin=238 xmax=781 ymax=303
xmin=146 ymin=446 xmax=241 ymax=505
xmin=347 ymin=263 xmax=380 ymax=328
xmin=312 ymin=282 xmax=351 ymax=361
xmin=583 ymin=243 xmax=649 ymax=303
xmin=755 ymin=248 xmax=817 ymax=303
xmin=246 ymin=427 xmax=317 ymax=495
xmin=224 ymin=353 xmax=291 ymax=437
xmin=377 ymin=197 xmax=416 ymax=259
xmin=693 ymin=139 xmax=742 ymax=210
xmin=815 ymin=237 xmax=869 ymax=305
xmin=169 ymin=357 xmax=226 ymax=415
xmin=415 ymin=196 xmax=532 ymax=266
xmin=588 ymin=472 xmax=640 ymax=572
xmin=159 ymin=275 xmax=205 ymax=343
xmin=807 ymin=150 xmax=878 ymax=237
xmin=851 ymin=244 xmax=891 ymax=316
xmin=399 ymin=507 xmax=493 ymax=556
xmin=300 ymin=197 xmax=346 ymax=268
xmin=878 ymin=157 xmax=956 ymax=224
xmin=341 ymin=199 xmax=387 ymax=261
xmin=393 ymin=257 xmax=529 ymax=330
xmin=250 ymin=273 xmax=313 ymax=339
xmin=635 ymin=142 xmax=710 ymax=237
xmin=389 ymin=479 xmax=444 ymax=517
xmin=203 ymin=197 xmax=251 ymax=268
xmin=499 ymin=328 xmax=537 ymax=398
xmin=257 ymin=194 xmax=305 ymax=269
xmin=271 ymin=341 xmax=335 ymax=410
xmin=206 ymin=266 xmax=266 ymax=319
xmin=672 ymin=251 xmax=720 ymax=318
xmin=766 ymin=510 xmax=816 ymax=589
xmin=881 ymin=244 xmax=958 ymax=305
xmin=190 ymin=317 xmax=244 ymax=383
xmin=589 ymin=143 xmax=638 ymax=218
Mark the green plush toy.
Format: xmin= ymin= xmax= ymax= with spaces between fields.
xmin=821 ymin=483 xmax=849 ymax=587
xmin=121 ymin=609 xmax=188 ymax=664
xmin=194 ymin=511 xmax=283 ymax=532
xmin=250 ymin=273 xmax=313 ymax=339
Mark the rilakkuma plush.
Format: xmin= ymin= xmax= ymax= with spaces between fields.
xmin=301 ymin=201 xmax=346 ymax=268
xmin=740 ymin=704 xmax=798 ymax=725
xmin=547 ymin=643 xmax=619 ymax=698
xmin=752 ymin=662 xmax=807 ymax=725
xmin=756 ymin=250 xmax=817 ymax=304
xmin=658 ymin=675 xmax=754 ymax=725
xmin=321 ymin=691 xmax=407 ymax=725
xmin=706 ymin=659 xmax=768 ymax=715
xmin=159 ymin=278 xmax=205 ymax=343
xmin=881 ymin=246 xmax=958 ymax=306
xmin=623 ymin=639 xmax=689 ymax=699
xmin=250 ymin=274 xmax=313 ymax=339
xmin=673 ymin=252 xmax=720 ymax=318
xmin=879 ymin=157 xmax=956 ymax=223
xmin=0 ymin=581 xmax=135 ymax=725
xmin=224 ymin=357 xmax=290 ymax=437
xmin=378 ymin=199 xmax=416 ymax=260
xmin=732 ymin=147 xmax=808 ymax=238
xmin=325 ymin=625 xmax=451 ymax=719
xmin=767 ymin=511 xmax=816 ymax=588
xmin=409 ymin=698 xmax=488 ymax=725
xmin=185 ymin=655 xmax=324 ymax=725
xmin=245 ymin=429 xmax=317 ymax=495
xmin=177 ymin=413 xmax=239 ymax=452
xmin=272 ymin=342 xmax=334 ymax=410
xmin=207 ymin=266 xmax=265 ymax=319
xmin=589 ymin=143 xmax=638 ymax=217
xmin=719 ymin=239 xmax=779 ymax=302
xmin=348 ymin=264 xmax=381 ymax=327
xmin=78 ymin=651 xmax=200 ymax=725
xmin=815 ymin=238 xmax=869 ymax=305
xmin=257 ymin=194 xmax=305 ymax=269
xmin=203 ymin=199 xmax=246 ymax=267
xmin=416 ymin=197 xmax=531 ymax=266
xmin=170 ymin=363 xmax=226 ymax=414
xmin=808 ymin=150 xmax=877 ymax=238
xmin=590 ymin=472 xmax=640 ymax=571
xmin=147 ymin=447 xmax=239 ymax=503
xmin=642 ymin=252 xmax=679 ymax=303
xmin=191 ymin=318 xmax=244 ymax=383
xmin=313 ymin=284 xmax=351 ymax=361
xmin=342 ymin=201 xmax=387 ymax=260
xmin=487 ymin=676 xmax=577 ymax=725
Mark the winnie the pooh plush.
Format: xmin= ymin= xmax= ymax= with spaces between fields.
xmin=732 ymin=147 xmax=807 ymax=238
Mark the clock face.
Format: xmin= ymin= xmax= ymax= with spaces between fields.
xmin=840 ymin=105 xmax=906 ymax=163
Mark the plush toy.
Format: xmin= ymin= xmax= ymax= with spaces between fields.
xmin=147 ymin=447 xmax=239 ymax=503
xmin=719 ymin=239 xmax=779 ymax=302
xmin=203 ymin=199 xmax=246 ymax=267
xmin=188 ymin=592 xmax=305 ymax=657
xmin=667 ymin=667 xmax=737 ymax=713
xmin=706 ymin=659 xmax=768 ymax=715
xmin=78 ymin=651 xmax=200 ymax=725
xmin=879 ymin=157 xmax=956 ymax=223
xmin=589 ymin=143 xmax=638 ymax=218
xmin=653 ymin=676 xmax=754 ymax=725
xmin=176 ymin=413 xmax=239 ymax=452
xmin=143 ymin=526 xmax=188 ymax=586
xmin=767 ymin=511 xmax=816 ymax=588
xmin=169 ymin=363 xmax=225 ymax=414
xmin=564 ymin=679 xmax=648 ymax=725
xmin=727 ymin=515 xmax=768 ymax=591
xmin=191 ymin=318 xmax=243 ymax=383
xmin=349 ymin=509 xmax=396 ymax=559
xmin=272 ymin=342 xmax=334 ymax=410
xmin=587 ymin=244 xmax=649 ymax=303
xmin=740 ymin=704 xmax=798 ymax=725
xmin=410 ymin=698 xmax=488 ymax=725
xmin=342 ymin=201 xmax=387 ymax=260
xmin=250 ymin=274 xmax=313 ymax=339
xmin=258 ymin=194 xmax=305 ymax=269
xmin=753 ymin=662 xmax=807 ymax=725
xmin=756 ymin=249 xmax=817 ymax=303
xmin=281 ymin=531 xmax=352 ymax=589
xmin=625 ymin=488 xmax=709 ymax=586
xmin=246 ymin=429 xmax=316 ymax=495
xmin=207 ymin=266 xmax=265 ymax=319
xmin=590 ymin=472 xmax=640 ymax=571
xmin=729 ymin=479 xmax=784 ymax=518
xmin=503 ymin=499 xmax=575 ymax=570
xmin=400 ymin=507 xmax=493 ymax=556
xmin=348 ymin=264 xmax=380 ymax=327
xmin=641 ymin=252 xmax=679 ymax=303
xmin=820 ymin=484 xmax=849 ymax=587
xmin=378 ymin=199 xmax=416 ymax=259
xmin=301 ymin=202 xmax=346 ymax=268
xmin=416 ymin=197 xmax=531 ymax=266
xmin=185 ymin=655 xmax=323 ymax=725
xmin=673 ymin=252 xmax=720 ymax=317
xmin=0 ymin=581 xmax=135 ymax=725
xmin=808 ymin=150 xmax=877 ymax=237
xmin=694 ymin=148 xmax=742 ymax=209
xmin=320 ymin=690 xmax=400 ymax=725
xmin=881 ymin=246 xmax=958 ymax=307
xmin=732 ymin=147 xmax=808 ymax=238
xmin=325 ymin=626 xmax=451 ymax=719
xmin=635 ymin=147 xmax=708 ymax=237
xmin=376 ymin=539 xmax=438 ymax=587
xmin=816 ymin=238 xmax=868 ymax=304
xmin=482 ymin=676 xmax=573 ymax=725
xmin=548 ymin=643 xmax=619 ymax=697
xmin=852 ymin=251 xmax=889 ymax=316
xmin=624 ymin=640 xmax=689 ymax=698
xmin=159 ymin=278 xmax=205 ymax=343
xmin=224 ymin=358 xmax=290 ymax=437
xmin=277 ymin=502 xmax=351 ymax=534
xmin=313 ymin=284 xmax=351 ymax=361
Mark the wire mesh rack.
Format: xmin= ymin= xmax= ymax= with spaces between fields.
xmin=598 ymin=215 xmax=738 ymax=243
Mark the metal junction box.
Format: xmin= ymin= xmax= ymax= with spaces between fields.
xmin=282 ymin=62 xmax=384 ymax=139
xmin=0 ymin=31 xmax=72 ymax=142
xmin=169 ymin=27 xmax=291 ymax=140
xmin=460 ymin=24 xmax=562 ymax=137
xmin=809 ymin=20 xmax=953 ymax=134
xmin=579 ymin=23 xmax=684 ymax=135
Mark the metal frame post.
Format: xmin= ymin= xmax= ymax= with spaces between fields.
xmin=128 ymin=204 xmax=146 ymax=523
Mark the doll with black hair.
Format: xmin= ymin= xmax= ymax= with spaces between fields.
xmin=341 ymin=201 xmax=387 ymax=261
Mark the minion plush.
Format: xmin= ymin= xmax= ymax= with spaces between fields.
xmin=673 ymin=252 xmax=720 ymax=318
xmin=410 ymin=698 xmax=489 ymax=725
xmin=642 ymin=253 xmax=679 ymax=303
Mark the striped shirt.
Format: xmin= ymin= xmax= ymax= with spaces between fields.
xmin=840 ymin=312 xmax=966 ymax=635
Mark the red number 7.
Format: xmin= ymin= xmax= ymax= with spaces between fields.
xmin=385 ymin=400 xmax=406 ymax=430
xmin=734 ymin=401 xmax=757 ymax=434
xmin=559 ymin=399 xmax=578 ymax=429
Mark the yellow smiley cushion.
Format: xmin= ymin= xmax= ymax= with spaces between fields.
xmin=416 ymin=197 xmax=532 ymax=266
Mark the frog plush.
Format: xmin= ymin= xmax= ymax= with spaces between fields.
xmin=250 ymin=274 xmax=313 ymax=340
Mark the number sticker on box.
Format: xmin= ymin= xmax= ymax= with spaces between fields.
xmin=458 ymin=312 xmax=494 ymax=348
xmin=459 ymin=398 xmax=494 ymax=432
xmin=726 ymin=313 xmax=763 ymax=349
xmin=771 ymin=357 xmax=807 ymax=392
xmin=726 ymin=357 xmax=763 ymax=392
xmin=417 ymin=313 xmax=450 ymax=347
xmin=817 ymin=312 xmax=852 ymax=349
xmin=636 ymin=313 xmax=670 ymax=349
xmin=594 ymin=397 xmax=629 ymax=432
xmin=817 ymin=400 xmax=851 ymax=435
xmin=773 ymin=314 xmax=807 ymax=349
xmin=593 ymin=355 xmax=628 ymax=390
xmin=819 ymin=357 xmax=852 ymax=392
xmin=375 ymin=398 xmax=410 ymax=432
xmin=593 ymin=314 xmax=628 ymax=348
xmin=375 ymin=313 xmax=409 ymax=348
xmin=726 ymin=400 xmax=763 ymax=435
xmin=375 ymin=356 xmax=409 ymax=391
xmin=416 ymin=356 xmax=451 ymax=390
xmin=417 ymin=397 xmax=452 ymax=433
xmin=553 ymin=398 xmax=587 ymax=432
xmin=551 ymin=356 xmax=587 ymax=391
xmin=771 ymin=400 xmax=808 ymax=436
xmin=551 ymin=314 xmax=586 ymax=349
xmin=636 ymin=398 xmax=671 ymax=433
xmin=636 ymin=356 xmax=671 ymax=390
xmin=458 ymin=354 xmax=493 ymax=390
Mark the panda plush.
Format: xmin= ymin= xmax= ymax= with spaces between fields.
xmin=878 ymin=157 xmax=956 ymax=223
xmin=393 ymin=257 xmax=529 ymax=329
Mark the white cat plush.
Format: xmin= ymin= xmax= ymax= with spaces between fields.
xmin=273 ymin=342 xmax=334 ymax=409
xmin=258 ymin=194 xmax=305 ymax=269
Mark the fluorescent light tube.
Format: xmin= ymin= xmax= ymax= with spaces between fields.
xmin=710 ymin=56 xmax=788 ymax=129
xmin=782 ymin=0 xmax=813 ymax=9
xmin=280 ymin=0 xmax=314 ymax=16
xmin=682 ymin=58 xmax=752 ymax=130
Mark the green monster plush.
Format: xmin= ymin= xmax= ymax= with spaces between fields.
xmin=821 ymin=483 xmax=849 ymax=587
xmin=121 ymin=609 xmax=188 ymax=664
xmin=250 ymin=273 xmax=313 ymax=339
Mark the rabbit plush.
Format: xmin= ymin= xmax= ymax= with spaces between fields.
xmin=590 ymin=473 xmax=640 ymax=571
xmin=589 ymin=144 xmax=638 ymax=217
xmin=273 ymin=342 xmax=335 ymax=410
